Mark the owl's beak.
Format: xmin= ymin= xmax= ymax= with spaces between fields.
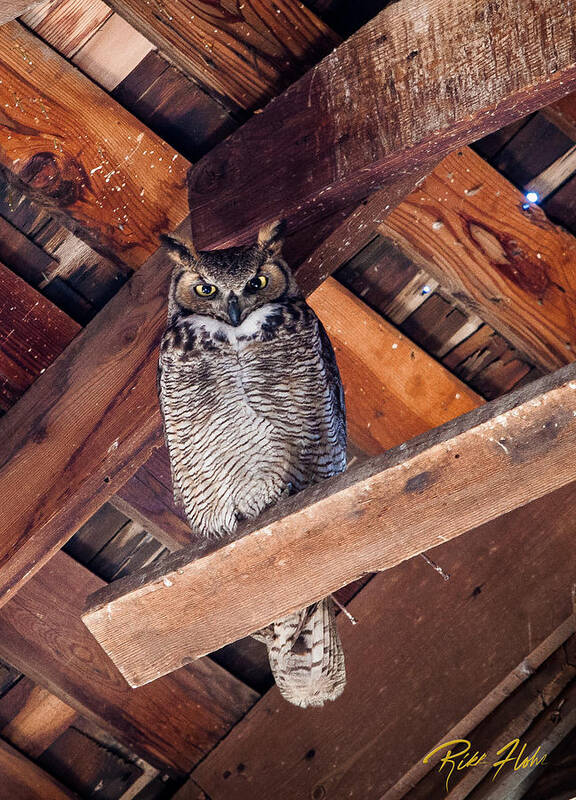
xmin=228 ymin=293 xmax=241 ymax=327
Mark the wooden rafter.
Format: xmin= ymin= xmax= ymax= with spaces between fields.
xmin=186 ymin=0 xmax=576 ymax=251
xmin=0 ymin=736 xmax=76 ymax=800
xmin=100 ymin=0 xmax=341 ymax=110
xmin=0 ymin=1 xmax=43 ymax=23
xmin=0 ymin=551 xmax=257 ymax=774
xmin=83 ymin=359 xmax=576 ymax=685
xmin=380 ymin=146 xmax=576 ymax=372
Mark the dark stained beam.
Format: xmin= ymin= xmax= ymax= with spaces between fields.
xmin=0 ymin=551 xmax=257 ymax=775
xmin=84 ymin=360 xmax=576 ymax=686
xmin=186 ymin=0 xmax=576 ymax=252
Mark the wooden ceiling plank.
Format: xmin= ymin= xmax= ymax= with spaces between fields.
xmin=379 ymin=146 xmax=576 ymax=373
xmin=0 ymin=678 xmax=78 ymax=759
xmin=0 ymin=736 xmax=77 ymax=800
xmin=185 ymin=0 xmax=576 ymax=253
xmin=0 ymin=21 xmax=189 ymax=269
xmin=100 ymin=0 xmax=341 ymax=111
xmin=83 ymin=358 xmax=576 ymax=685
xmin=21 ymin=0 xmax=113 ymax=59
xmin=0 ymin=0 xmax=44 ymax=23
xmin=0 ymin=550 xmax=258 ymax=775
xmin=0 ymin=260 xmax=80 ymax=410
xmin=542 ymin=92 xmax=576 ymax=141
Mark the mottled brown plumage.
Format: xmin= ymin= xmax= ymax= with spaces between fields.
xmin=158 ymin=221 xmax=346 ymax=707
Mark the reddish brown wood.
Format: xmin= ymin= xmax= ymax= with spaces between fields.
xmin=0 ymin=21 xmax=189 ymax=269
xmin=0 ymin=737 xmax=77 ymax=800
xmin=0 ymin=551 xmax=257 ymax=775
xmin=0 ymin=261 xmax=80 ymax=410
xmin=187 ymin=0 xmax=576 ymax=252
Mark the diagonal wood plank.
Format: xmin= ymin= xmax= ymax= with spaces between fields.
xmin=0 ymin=21 xmax=189 ymax=268
xmin=100 ymin=0 xmax=341 ymax=110
xmin=83 ymin=360 xmax=576 ymax=685
xmin=379 ymin=146 xmax=576 ymax=372
xmin=0 ymin=736 xmax=77 ymax=800
xmin=0 ymin=551 xmax=257 ymax=775
xmin=186 ymin=0 xmax=576 ymax=250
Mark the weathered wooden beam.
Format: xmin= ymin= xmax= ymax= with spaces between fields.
xmin=84 ymin=360 xmax=576 ymax=685
xmin=379 ymin=147 xmax=576 ymax=372
xmin=0 ymin=550 xmax=257 ymax=775
xmin=100 ymin=0 xmax=340 ymax=110
xmin=0 ymin=21 xmax=189 ymax=268
xmin=0 ymin=736 xmax=76 ymax=800
xmin=189 ymin=484 xmax=576 ymax=800
xmin=186 ymin=0 xmax=576 ymax=251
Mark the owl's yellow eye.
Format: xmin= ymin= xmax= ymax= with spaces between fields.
xmin=194 ymin=284 xmax=217 ymax=297
xmin=246 ymin=275 xmax=268 ymax=292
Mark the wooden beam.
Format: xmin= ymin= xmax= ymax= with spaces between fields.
xmin=0 ymin=679 xmax=78 ymax=759
xmin=100 ymin=0 xmax=340 ymax=110
xmin=0 ymin=737 xmax=77 ymax=800
xmin=379 ymin=147 xmax=576 ymax=372
xmin=0 ymin=21 xmax=189 ymax=268
xmin=0 ymin=0 xmax=43 ymax=23
xmin=186 ymin=0 xmax=576 ymax=251
xmin=189 ymin=485 xmax=576 ymax=800
xmin=0 ymin=551 xmax=257 ymax=775
xmin=84 ymin=360 xmax=576 ymax=685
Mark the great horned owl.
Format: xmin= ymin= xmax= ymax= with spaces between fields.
xmin=158 ymin=221 xmax=346 ymax=707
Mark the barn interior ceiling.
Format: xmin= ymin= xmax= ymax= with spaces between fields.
xmin=0 ymin=1 xmax=575 ymax=798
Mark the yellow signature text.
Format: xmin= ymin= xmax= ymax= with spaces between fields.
xmin=422 ymin=738 xmax=547 ymax=792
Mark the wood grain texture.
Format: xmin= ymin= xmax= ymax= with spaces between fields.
xmin=0 ymin=736 xmax=77 ymax=800
xmin=189 ymin=483 xmax=576 ymax=799
xmin=0 ymin=260 xmax=80 ymax=410
xmin=101 ymin=0 xmax=340 ymax=110
xmin=380 ymin=147 xmax=576 ymax=372
xmin=0 ymin=220 xmax=178 ymax=607
xmin=84 ymin=360 xmax=576 ymax=685
xmin=187 ymin=0 xmax=576 ymax=250
xmin=0 ymin=551 xmax=257 ymax=775
xmin=71 ymin=13 xmax=155 ymax=91
xmin=308 ymin=279 xmax=478 ymax=454
xmin=0 ymin=678 xmax=78 ymax=758
xmin=0 ymin=0 xmax=44 ymax=23
xmin=543 ymin=93 xmax=576 ymax=141
xmin=0 ymin=21 xmax=189 ymax=268
xmin=21 ymin=0 xmax=113 ymax=58
xmin=403 ymin=644 xmax=576 ymax=798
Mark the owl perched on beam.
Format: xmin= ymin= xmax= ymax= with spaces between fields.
xmin=158 ymin=221 xmax=346 ymax=707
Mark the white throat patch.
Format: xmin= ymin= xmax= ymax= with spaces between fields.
xmin=191 ymin=303 xmax=282 ymax=345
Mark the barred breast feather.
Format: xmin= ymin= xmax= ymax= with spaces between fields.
xmin=158 ymin=299 xmax=346 ymax=537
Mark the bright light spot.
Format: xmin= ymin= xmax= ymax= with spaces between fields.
xmin=525 ymin=191 xmax=539 ymax=203
xmin=421 ymin=285 xmax=431 ymax=295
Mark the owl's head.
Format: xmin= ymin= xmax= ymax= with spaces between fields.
xmin=162 ymin=221 xmax=300 ymax=327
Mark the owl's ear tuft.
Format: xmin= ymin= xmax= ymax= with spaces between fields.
xmin=161 ymin=234 xmax=199 ymax=267
xmin=258 ymin=220 xmax=285 ymax=257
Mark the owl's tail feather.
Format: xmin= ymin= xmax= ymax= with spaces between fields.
xmin=254 ymin=597 xmax=346 ymax=708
